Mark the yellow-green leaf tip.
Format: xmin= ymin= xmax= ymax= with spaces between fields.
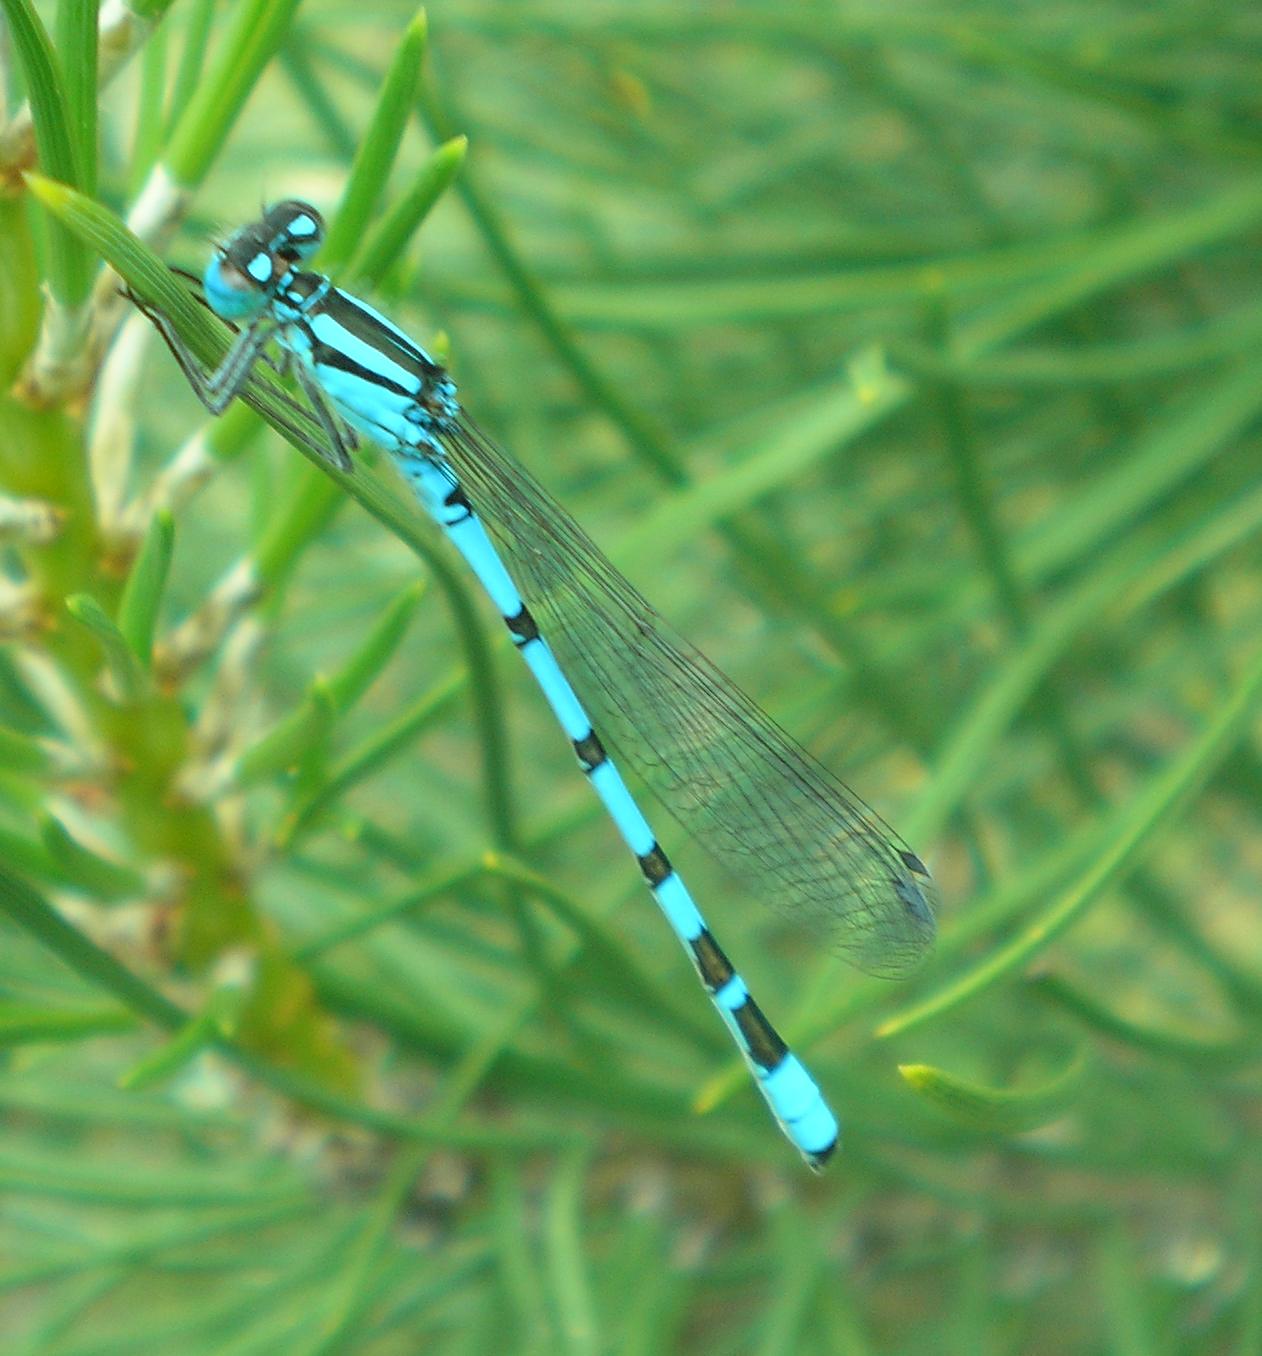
xmin=22 ymin=171 xmax=69 ymax=208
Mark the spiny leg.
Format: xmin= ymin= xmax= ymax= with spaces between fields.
xmin=133 ymin=299 xmax=271 ymax=415
xmin=130 ymin=292 xmax=355 ymax=473
xmin=290 ymin=358 xmax=357 ymax=473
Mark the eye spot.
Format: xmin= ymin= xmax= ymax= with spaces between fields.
xmin=246 ymin=252 xmax=273 ymax=282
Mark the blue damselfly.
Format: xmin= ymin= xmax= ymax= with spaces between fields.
xmin=137 ymin=200 xmax=938 ymax=1168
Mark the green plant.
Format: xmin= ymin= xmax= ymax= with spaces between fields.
xmin=1 ymin=3 xmax=1260 ymax=1352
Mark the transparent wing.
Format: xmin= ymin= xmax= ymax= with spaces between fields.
xmin=445 ymin=418 xmax=937 ymax=979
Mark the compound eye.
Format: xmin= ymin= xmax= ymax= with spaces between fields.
xmin=266 ymin=200 xmax=324 ymax=260
xmin=203 ymin=249 xmax=272 ymax=320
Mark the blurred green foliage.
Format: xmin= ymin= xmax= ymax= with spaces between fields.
xmin=1 ymin=2 xmax=1261 ymax=1352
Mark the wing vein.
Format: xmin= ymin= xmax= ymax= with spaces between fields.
xmin=445 ymin=417 xmax=936 ymax=977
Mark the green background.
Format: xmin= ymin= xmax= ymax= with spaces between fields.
xmin=1 ymin=2 xmax=1260 ymax=1352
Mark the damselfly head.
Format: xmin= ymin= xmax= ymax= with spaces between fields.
xmin=202 ymin=202 xmax=325 ymax=320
